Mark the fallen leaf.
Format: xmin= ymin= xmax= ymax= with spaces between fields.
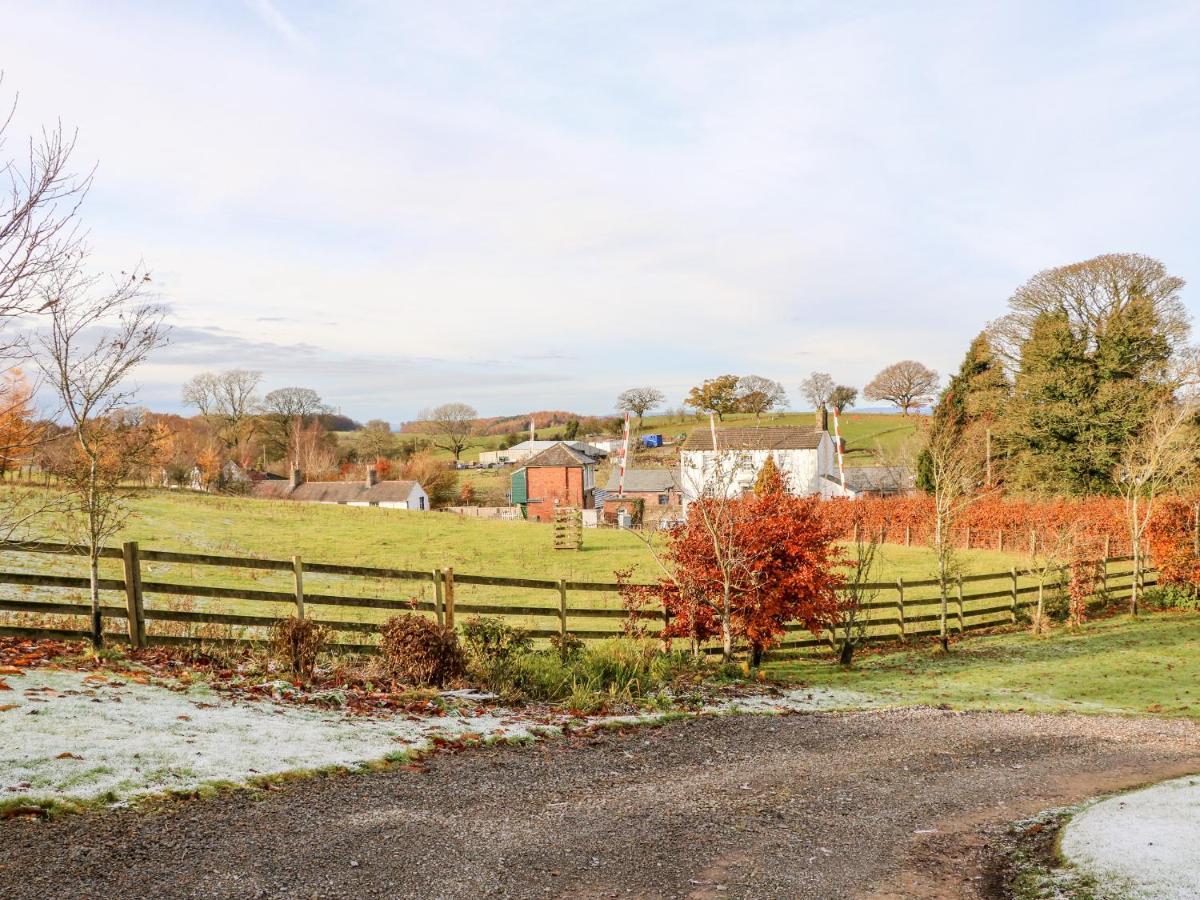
xmin=54 ymin=752 xmax=84 ymax=760
xmin=0 ymin=666 xmax=23 ymax=675
xmin=0 ymin=704 xmax=18 ymax=712
xmin=0 ymin=680 xmax=10 ymax=691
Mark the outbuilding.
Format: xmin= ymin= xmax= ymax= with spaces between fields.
xmin=510 ymin=442 xmax=597 ymax=522
xmin=252 ymin=466 xmax=430 ymax=510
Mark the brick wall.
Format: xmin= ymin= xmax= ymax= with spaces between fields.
xmin=525 ymin=466 xmax=590 ymax=522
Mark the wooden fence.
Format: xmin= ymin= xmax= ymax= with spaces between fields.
xmin=0 ymin=541 xmax=1156 ymax=656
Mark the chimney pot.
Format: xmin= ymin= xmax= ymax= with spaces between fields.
xmin=290 ymin=466 xmax=303 ymax=489
xmin=816 ymin=407 xmax=829 ymax=432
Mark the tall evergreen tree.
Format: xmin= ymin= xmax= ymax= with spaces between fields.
xmin=917 ymin=332 xmax=1010 ymax=491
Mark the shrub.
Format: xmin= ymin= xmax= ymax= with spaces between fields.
xmin=548 ymin=631 xmax=585 ymax=660
xmin=1142 ymin=585 xmax=1199 ymax=610
xmin=460 ymin=616 xmax=532 ymax=666
xmin=459 ymin=616 xmax=534 ymax=693
xmin=380 ymin=614 xmax=464 ymax=687
xmin=269 ymin=616 xmax=329 ymax=683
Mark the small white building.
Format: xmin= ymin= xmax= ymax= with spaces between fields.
xmin=478 ymin=440 xmax=607 ymax=466
xmin=678 ymin=425 xmax=839 ymax=511
xmin=252 ymin=466 xmax=430 ymax=510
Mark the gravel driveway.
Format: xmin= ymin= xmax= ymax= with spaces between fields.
xmin=2 ymin=708 xmax=1198 ymax=899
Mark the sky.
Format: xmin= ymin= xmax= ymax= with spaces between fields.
xmin=2 ymin=0 xmax=1199 ymax=423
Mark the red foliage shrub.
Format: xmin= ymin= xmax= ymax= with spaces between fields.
xmin=625 ymin=469 xmax=845 ymax=658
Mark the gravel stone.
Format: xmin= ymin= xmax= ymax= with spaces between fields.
xmin=1 ymin=708 xmax=1197 ymax=899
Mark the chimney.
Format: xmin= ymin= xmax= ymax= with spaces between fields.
xmin=816 ymin=407 xmax=829 ymax=432
xmin=366 ymin=466 xmax=379 ymax=487
xmin=290 ymin=466 xmax=303 ymax=489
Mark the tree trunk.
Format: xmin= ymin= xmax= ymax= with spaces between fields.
xmin=89 ymin=552 xmax=102 ymax=648
xmin=838 ymin=636 xmax=854 ymax=667
xmin=721 ymin=584 xmax=733 ymax=661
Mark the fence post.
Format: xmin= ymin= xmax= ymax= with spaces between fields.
xmin=433 ymin=569 xmax=444 ymax=627
xmin=557 ymin=579 xmax=568 ymax=646
xmin=965 ymin=526 xmax=971 ymax=549
xmin=956 ymin=574 xmax=964 ymax=633
xmin=291 ymin=555 xmax=305 ymax=620
xmin=896 ymin=577 xmax=906 ymax=640
xmin=121 ymin=541 xmax=145 ymax=649
xmin=1009 ymin=567 xmax=1018 ymax=624
xmin=443 ymin=567 xmax=456 ymax=629
xmin=904 ymin=525 xmax=911 ymax=547
xmin=997 ymin=530 xmax=1003 ymax=552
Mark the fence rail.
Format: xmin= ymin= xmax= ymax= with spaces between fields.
xmin=0 ymin=540 xmax=1156 ymax=657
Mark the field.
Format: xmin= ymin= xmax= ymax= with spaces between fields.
xmin=769 ymin=612 xmax=1200 ymax=717
xmin=344 ymin=410 xmax=920 ymax=467
xmin=0 ymin=488 xmax=1028 ymax=642
xmin=15 ymin=488 xmax=1016 ymax=584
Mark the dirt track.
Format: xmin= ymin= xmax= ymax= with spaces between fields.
xmin=2 ymin=708 xmax=1198 ymax=899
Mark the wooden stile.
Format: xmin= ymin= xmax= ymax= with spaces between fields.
xmin=896 ymin=577 xmax=906 ymax=640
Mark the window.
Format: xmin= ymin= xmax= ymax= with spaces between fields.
xmin=658 ymin=494 xmax=669 ymax=505
xmin=369 ymin=501 xmax=379 ymax=507
xmin=419 ymin=496 xmax=426 ymax=510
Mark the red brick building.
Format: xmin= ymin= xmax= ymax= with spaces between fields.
xmin=512 ymin=443 xmax=597 ymax=522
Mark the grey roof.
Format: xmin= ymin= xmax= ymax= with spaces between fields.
xmin=500 ymin=440 xmax=606 ymax=457
xmin=604 ymin=468 xmax=679 ymax=493
xmin=521 ymin=442 xmax=596 ymax=468
xmin=252 ymin=480 xmax=423 ymax=503
xmin=824 ymin=466 xmax=915 ymax=493
xmin=681 ymin=426 xmax=823 ymax=451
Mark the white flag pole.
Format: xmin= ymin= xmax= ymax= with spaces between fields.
xmin=618 ymin=411 xmax=631 ymax=495
xmin=831 ymin=407 xmax=847 ymax=493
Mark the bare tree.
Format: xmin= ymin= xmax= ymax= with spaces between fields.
xmin=922 ymin=421 xmax=985 ymax=651
xmin=1114 ymin=397 xmax=1198 ymax=615
xmin=182 ymin=369 xmax=262 ymax=450
xmin=1023 ymin=525 xmax=1076 ymax=636
xmin=864 ymin=361 xmax=938 ymax=415
xmin=834 ymin=512 xmax=883 ymax=666
xmin=1 ymin=78 xmax=90 ymax=339
xmin=616 ymin=387 xmax=665 ymax=437
xmin=829 ymin=385 xmax=857 ymax=414
xmin=800 ymin=372 xmax=835 ymax=410
xmin=262 ymin=386 xmax=328 ymax=459
xmin=736 ymin=375 xmax=787 ymax=424
xmin=418 ymin=402 xmax=477 ymax=461
xmin=34 ymin=263 xmax=168 ymax=646
xmin=994 ymin=253 xmax=1190 ymax=368
xmin=358 ymin=419 xmax=396 ymax=459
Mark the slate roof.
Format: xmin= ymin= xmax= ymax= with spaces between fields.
xmin=604 ymin=468 xmax=680 ymax=493
xmin=252 ymin=480 xmax=423 ymax=503
xmin=823 ymin=466 xmax=915 ymax=493
xmin=521 ymin=442 xmax=596 ymax=468
xmin=681 ymin=426 xmax=823 ymax=452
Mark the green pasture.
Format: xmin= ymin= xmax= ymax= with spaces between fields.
xmin=769 ymin=611 xmax=1200 ymax=718
xmin=0 ymin=488 xmax=1034 ymax=643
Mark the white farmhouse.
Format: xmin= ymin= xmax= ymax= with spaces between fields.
xmin=252 ymin=466 xmax=430 ymax=511
xmin=678 ymin=423 xmax=839 ymax=511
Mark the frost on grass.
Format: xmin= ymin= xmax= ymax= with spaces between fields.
xmin=0 ymin=669 xmax=887 ymax=808
xmin=712 ymin=686 xmax=887 ymax=715
xmin=0 ymin=669 xmax=545 ymax=806
xmin=1060 ymin=775 xmax=1200 ymax=900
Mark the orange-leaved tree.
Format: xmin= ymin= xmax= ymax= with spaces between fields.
xmin=624 ymin=457 xmax=845 ymax=662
